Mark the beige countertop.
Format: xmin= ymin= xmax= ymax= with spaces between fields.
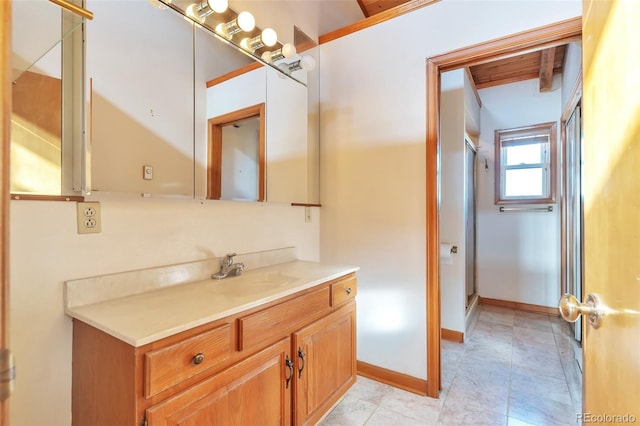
xmin=65 ymin=260 xmax=358 ymax=347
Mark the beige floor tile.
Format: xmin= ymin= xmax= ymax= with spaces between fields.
xmin=330 ymin=305 xmax=582 ymax=426
xmin=378 ymin=387 xmax=442 ymax=424
xmin=509 ymin=392 xmax=577 ymax=426
xmin=320 ymin=396 xmax=377 ymax=426
xmin=510 ymin=370 xmax=573 ymax=406
xmin=438 ymin=397 xmax=507 ymax=426
xmin=365 ymin=407 xmax=431 ymax=426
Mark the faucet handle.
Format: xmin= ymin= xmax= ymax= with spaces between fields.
xmin=222 ymin=253 xmax=237 ymax=266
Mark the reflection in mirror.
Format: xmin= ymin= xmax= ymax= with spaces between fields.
xmin=161 ymin=0 xmax=308 ymax=85
xmin=199 ymin=24 xmax=317 ymax=204
xmin=194 ymin=24 xmax=259 ymax=198
xmin=11 ymin=0 xmax=84 ymax=196
xmin=87 ymin=0 xmax=195 ymax=197
xmin=208 ymin=104 xmax=265 ymax=201
xmin=265 ymin=66 xmax=308 ymax=203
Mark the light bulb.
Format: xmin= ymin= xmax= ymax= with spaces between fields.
xmin=207 ymin=0 xmax=227 ymax=13
xmin=261 ymin=51 xmax=273 ymax=64
xmin=237 ymin=11 xmax=255 ymax=32
xmin=261 ymin=28 xmax=278 ymax=47
xmin=185 ymin=3 xmax=205 ymax=24
xmin=299 ymin=55 xmax=316 ymax=71
xmin=240 ymin=38 xmax=251 ymax=51
xmin=261 ymin=43 xmax=296 ymax=64
xmin=216 ymin=13 xmax=254 ymax=38
xmin=281 ymin=43 xmax=296 ymax=58
xmin=278 ymin=62 xmax=291 ymax=76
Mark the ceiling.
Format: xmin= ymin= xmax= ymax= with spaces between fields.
xmin=468 ymin=45 xmax=567 ymax=92
xmin=335 ymin=1 xmax=567 ymax=92
xmin=357 ymin=0 xmax=412 ymax=17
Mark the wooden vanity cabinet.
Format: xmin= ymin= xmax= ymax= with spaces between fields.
xmin=293 ymin=301 xmax=356 ymax=426
xmin=145 ymin=338 xmax=292 ymax=426
xmin=71 ymin=273 xmax=357 ymax=426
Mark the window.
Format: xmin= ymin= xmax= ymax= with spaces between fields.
xmin=495 ymin=122 xmax=556 ymax=204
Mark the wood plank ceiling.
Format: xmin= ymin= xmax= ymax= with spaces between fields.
xmin=358 ymin=1 xmax=567 ymax=92
xmin=469 ymin=45 xmax=567 ymax=92
xmin=357 ymin=0 xmax=411 ymax=16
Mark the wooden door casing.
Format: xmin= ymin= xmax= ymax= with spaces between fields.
xmin=1 ymin=1 xmax=10 ymax=423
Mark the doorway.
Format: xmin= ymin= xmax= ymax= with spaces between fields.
xmin=464 ymin=138 xmax=477 ymax=311
xmin=561 ymin=99 xmax=583 ymax=370
xmin=425 ymin=17 xmax=583 ymax=398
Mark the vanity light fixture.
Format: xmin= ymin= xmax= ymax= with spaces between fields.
xmin=261 ymin=43 xmax=297 ymax=64
xmin=148 ymin=0 xmax=169 ymax=10
xmin=278 ymin=55 xmax=316 ymax=75
xmin=215 ymin=11 xmax=256 ymax=38
xmin=185 ymin=0 xmax=228 ymax=23
xmin=240 ymin=28 xmax=278 ymax=52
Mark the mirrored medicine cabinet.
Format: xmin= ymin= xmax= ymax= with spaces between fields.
xmin=10 ymin=0 xmax=320 ymax=205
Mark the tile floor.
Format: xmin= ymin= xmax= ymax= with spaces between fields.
xmin=320 ymin=304 xmax=583 ymax=426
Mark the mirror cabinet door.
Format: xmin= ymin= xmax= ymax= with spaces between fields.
xmin=13 ymin=0 xmax=321 ymax=203
xmin=11 ymin=0 xmax=84 ymax=196
xmin=87 ymin=0 xmax=195 ymax=197
xmin=265 ymin=66 xmax=309 ymax=203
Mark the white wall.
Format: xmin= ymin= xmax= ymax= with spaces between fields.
xmin=476 ymin=78 xmax=561 ymax=307
xmin=320 ymin=0 xmax=580 ymax=380
xmin=561 ymin=41 xmax=583 ymax=110
xmin=10 ymin=198 xmax=319 ymax=425
xmin=221 ymin=120 xmax=261 ymax=200
xmin=440 ymin=69 xmax=466 ymax=333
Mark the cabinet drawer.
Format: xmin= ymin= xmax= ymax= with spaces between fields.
xmin=144 ymin=323 xmax=232 ymax=398
xmin=238 ymin=287 xmax=330 ymax=351
xmin=331 ymin=275 xmax=357 ymax=306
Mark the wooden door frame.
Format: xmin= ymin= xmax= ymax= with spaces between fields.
xmin=425 ymin=16 xmax=582 ymax=398
xmin=1 ymin=1 xmax=10 ymax=423
xmin=207 ymin=103 xmax=266 ymax=202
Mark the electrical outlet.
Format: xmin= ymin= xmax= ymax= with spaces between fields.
xmin=143 ymin=165 xmax=153 ymax=180
xmin=77 ymin=202 xmax=102 ymax=234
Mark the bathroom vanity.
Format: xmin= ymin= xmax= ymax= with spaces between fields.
xmin=65 ymin=253 xmax=357 ymax=426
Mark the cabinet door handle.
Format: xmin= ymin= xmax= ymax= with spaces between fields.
xmin=298 ymin=348 xmax=306 ymax=379
xmin=285 ymin=355 xmax=294 ymax=389
xmin=346 ymin=287 xmax=352 ymax=295
xmin=192 ymin=353 xmax=205 ymax=365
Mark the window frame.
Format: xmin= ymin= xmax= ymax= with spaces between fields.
xmin=494 ymin=122 xmax=557 ymax=205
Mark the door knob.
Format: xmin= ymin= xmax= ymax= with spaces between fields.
xmin=559 ymin=293 xmax=605 ymax=329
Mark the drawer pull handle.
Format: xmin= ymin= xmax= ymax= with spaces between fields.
xmin=193 ymin=353 xmax=205 ymax=365
xmin=346 ymin=287 xmax=352 ymax=295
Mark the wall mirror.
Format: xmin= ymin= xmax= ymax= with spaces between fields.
xmin=87 ymin=0 xmax=196 ymax=197
xmin=11 ymin=0 xmax=86 ymax=198
xmin=12 ymin=0 xmax=320 ymax=204
xmin=90 ymin=0 xmax=320 ymax=203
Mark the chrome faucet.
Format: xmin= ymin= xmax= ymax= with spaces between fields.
xmin=212 ymin=253 xmax=245 ymax=280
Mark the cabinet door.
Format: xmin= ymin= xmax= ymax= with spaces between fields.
xmin=146 ymin=338 xmax=292 ymax=426
xmin=293 ymin=302 xmax=356 ymax=426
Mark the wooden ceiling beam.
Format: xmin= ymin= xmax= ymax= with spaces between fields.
xmin=539 ymin=47 xmax=556 ymax=92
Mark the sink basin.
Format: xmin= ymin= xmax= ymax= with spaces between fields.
xmin=209 ymin=270 xmax=299 ymax=298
